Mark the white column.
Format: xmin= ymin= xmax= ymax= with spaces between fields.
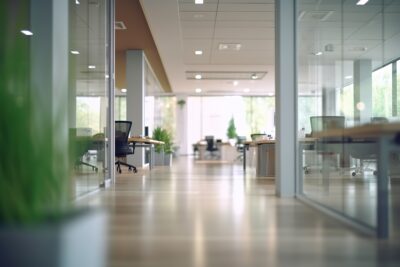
xmin=275 ymin=0 xmax=296 ymax=197
xmin=126 ymin=50 xmax=145 ymax=167
xmin=354 ymin=59 xmax=372 ymax=124
xmin=176 ymin=95 xmax=189 ymax=155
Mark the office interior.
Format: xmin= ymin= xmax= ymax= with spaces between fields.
xmin=2 ymin=0 xmax=400 ymax=266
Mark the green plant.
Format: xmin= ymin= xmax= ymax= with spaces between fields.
xmin=177 ymin=99 xmax=186 ymax=109
xmin=227 ymin=117 xmax=237 ymax=139
xmin=163 ymin=131 xmax=174 ymax=155
xmin=152 ymin=127 xmax=174 ymax=154
xmin=0 ymin=1 xmax=70 ymax=224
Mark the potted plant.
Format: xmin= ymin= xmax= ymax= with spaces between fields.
xmin=163 ymin=131 xmax=174 ymax=166
xmin=177 ymin=99 xmax=186 ymax=109
xmin=227 ymin=117 xmax=238 ymax=145
xmin=152 ymin=127 xmax=166 ymax=166
xmin=0 ymin=3 xmax=107 ymax=266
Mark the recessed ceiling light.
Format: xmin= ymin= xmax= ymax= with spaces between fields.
xmin=75 ymin=0 xmax=80 ymax=4
xmin=251 ymin=74 xmax=258 ymax=80
xmin=195 ymin=50 xmax=203 ymax=55
xmin=195 ymin=74 xmax=202 ymax=80
xmin=121 ymin=88 xmax=127 ymax=93
xmin=195 ymin=0 xmax=204 ymax=4
xmin=244 ymin=88 xmax=250 ymax=93
xmin=233 ymin=81 xmax=239 ymax=86
xmin=88 ymin=65 xmax=96 ymax=69
xmin=345 ymin=75 xmax=353 ymax=79
xmin=356 ymin=0 xmax=368 ymax=5
xmin=218 ymin=43 xmax=242 ymax=51
xmin=21 ymin=30 xmax=33 ymax=36
xmin=195 ymin=88 xmax=202 ymax=93
xmin=313 ymin=51 xmax=323 ymax=56
xmin=70 ymin=50 xmax=80 ymax=55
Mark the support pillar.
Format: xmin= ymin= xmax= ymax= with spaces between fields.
xmin=126 ymin=50 xmax=145 ymax=167
xmin=275 ymin=0 xmax=296 ymax=197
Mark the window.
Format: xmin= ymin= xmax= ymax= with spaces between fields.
xmin=372 ymin=64 xmax=392 ymax=117
xmin=115 ymin=96 xmax=126 ymax=120
xmin=298 ymin=96 xmax=322 ymax=134
xmin=340 ymin=84 xmax=354 ymax=122
xmin=76 ymin=97 xmax=101 ymax=134
xmin=397 ymin=60 xmax=400 ymax=116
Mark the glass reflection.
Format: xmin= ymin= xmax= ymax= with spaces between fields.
xmin=297 ymin=0 xmax=400 ymax=235
xmin=70 ymin=0 xmax=110 ymax=197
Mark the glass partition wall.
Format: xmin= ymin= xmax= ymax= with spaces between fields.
xmin=69 ymin=0 xmax=111 ymax=197
xmin=297 ymin=0 xmax=400 ymax=236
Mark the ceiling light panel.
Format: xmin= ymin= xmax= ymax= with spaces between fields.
xmin=218 ymin=43 xmax=241 ymax=51
xmin=186 ymin=71 xmax=267 ymax=80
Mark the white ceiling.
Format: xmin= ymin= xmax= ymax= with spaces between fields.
xmin=139 ymin=0 xmax=400 ymax=96
xmin=139 ymin=0 xmax=275 ymax=96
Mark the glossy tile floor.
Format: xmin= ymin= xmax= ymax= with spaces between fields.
xmin=82 ymin=157 xmax=400 ymax=267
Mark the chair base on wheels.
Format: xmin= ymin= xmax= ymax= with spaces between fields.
xmin=115 ymin=160 xmax=137 ymax=174
xmin=76 ymin=160 xmax=98 ymax=172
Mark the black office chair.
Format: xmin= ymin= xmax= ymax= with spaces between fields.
xmin=115 ymin=121 xmax=137 ymax=174
xmin=205 ymin=136 xmax=219 ymax=159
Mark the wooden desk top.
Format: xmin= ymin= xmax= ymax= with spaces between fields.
xmin=196 ymin=142 xmax=232 ymax=146
xmin=313 ymin=123 xmax=400 ymax=138
xmin=244 ymin=139 xmax=275 ymax=145
xmin=128 ymin=136 xmax=165 ymax=145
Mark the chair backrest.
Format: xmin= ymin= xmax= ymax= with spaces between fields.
xmin=205 ymin=136 xmax=215 ymax=151
xmin=310 ymin=116 xmax=345 ymax=135
xmin=115 ymin=121 xmax=133 ymax=156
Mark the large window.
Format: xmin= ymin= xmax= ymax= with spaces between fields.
xmin=298 ymin=96 xmax=322 ymax=134
xmin=243 ymin=96 xmax=275 ymax=136
xmin=154 ymin=96 xmax=176 ymax=139
xmin=76 ymin=97 xmax=101 ymax=134
xmin=372 ymin=64 xmax=392 ymax=117
xmin=115 ymin=96 xmax=126 ymax=120
xmin=397 ymin=60 xmax=400 ymax=116
xmin=340 ymin=84 xmax=354 ymax=123
xmin=187 ymin=96 xmax=274 ymax=151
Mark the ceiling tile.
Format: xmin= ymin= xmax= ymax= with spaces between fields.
xmin=218 ymin=3 xmax=274 ymax=12
xmin=217 ymin=11 xmax=274 ymax=21
xmin=180 ymin=11 xmax=216 ymax=21
xmin=214 ymin=27 xmax=274 ymax=39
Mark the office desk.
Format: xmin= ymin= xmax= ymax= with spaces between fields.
xmin=128 ymin=137 xmax=164 ymax=170
xmin=304 ymin=123 xmax=400 ymax=238
xmin=195 ymin=142 xmax=238 ymax=162
xmin=244 ymin=140 xmax=275 ymax=177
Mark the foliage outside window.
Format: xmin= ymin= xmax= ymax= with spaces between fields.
xmin=298 ymin=96 xmax=322 ymax=134
xmin=154 ymin=96 xmax=176 ymax=141
xmin=372 ymin=64 xmax=392 ymax=118
xmin=76 ymin=97 xmax=101 ymax=134
xmin=243 ymin=97 xmax=274 ymax=137
xmin=340 ymin=84 xmax=354 ymax=122
xmin=115 ymin=96 xmax=126 ymax=120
